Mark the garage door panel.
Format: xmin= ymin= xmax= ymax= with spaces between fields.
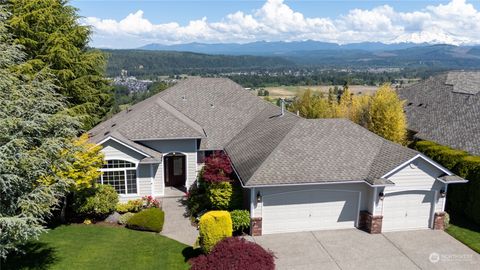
xmin=262 ymin=189 xmax=359 ymax=234
xmin=382 ymin=190 xmax=433 ymax=232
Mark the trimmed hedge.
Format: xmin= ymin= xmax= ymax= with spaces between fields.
xmin=126 ymin=208 xmax=165 ymax=232
xmin=118 ymin=212 xmax=135 ymax=225
xmin=190 ymin=237 xmax=275 ymax=270
xmin=413 ymin=140 xmax=480 ymax=225
xmin=198 ymin=211 xmax=232 ymax=253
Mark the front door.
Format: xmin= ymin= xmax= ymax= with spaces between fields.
xmin=164 ymin=154 xmax=186 ymax=187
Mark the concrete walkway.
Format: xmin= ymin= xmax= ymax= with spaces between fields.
xmin=247 ymin=229 xmax=480 ymax=270
xmin=160 ymin=197 xmax=198 ymax=246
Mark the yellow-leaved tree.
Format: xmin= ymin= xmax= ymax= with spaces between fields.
xmin=290 ymin=89 xmax=335 ymax=118
xmin=367 ymin=84 xmax=407 ymax=144
xmin=62 ymin=133 xmax=105 ymax=189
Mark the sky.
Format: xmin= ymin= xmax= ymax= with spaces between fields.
xmin=71 ymin=0 xmax=480 ymax=48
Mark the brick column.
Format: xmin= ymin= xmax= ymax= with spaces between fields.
xmin=250 ymin=217 xmax=262 ymax=236
xmin=359 ymin=211 xmax=383 ymax=234
xmin=433 ymin=212 xmax=446 ymax=230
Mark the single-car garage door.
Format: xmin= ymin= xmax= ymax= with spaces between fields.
xmin=262 ymin=189 xmax=359 ymax=234
xmin=382 ymin=191 xmax=434 ymax=232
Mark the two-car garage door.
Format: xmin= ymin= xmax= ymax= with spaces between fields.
xmin=262 ymin=189 xmax=360 ymax=234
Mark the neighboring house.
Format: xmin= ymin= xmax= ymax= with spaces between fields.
xmin=398 ymin=71 xmax=480 ymax=156
xmin=88 ymin=77 xmax=467 ymax=235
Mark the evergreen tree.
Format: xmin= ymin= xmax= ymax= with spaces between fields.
xmin=0 ymin=8 xmax=79 ymax=257
xmin=367 ymin=84 xmax=407 ymax=144
xmin=7 ymin=0 xmax=112 ymax=130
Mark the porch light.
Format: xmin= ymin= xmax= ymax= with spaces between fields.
xmin=440 ymin=189 xmax=446 ymax=198
xmin=379 ymin=192 xmax=385 ymax=201
xmin=256 ymin=191 xmax=262 ymax=203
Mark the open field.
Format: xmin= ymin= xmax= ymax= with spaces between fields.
xmin=263 ymin=85 xmax=379 ymax=99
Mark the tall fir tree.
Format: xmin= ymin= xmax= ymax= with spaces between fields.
xmin=0 ymin=7 xmax=80 ymax=257
xmin=7 ymin=0 xmax=112 ymax=130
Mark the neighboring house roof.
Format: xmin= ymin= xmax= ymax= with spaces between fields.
xmin=90 ymin=77 xmax=455 ymax=187
xmin=398 ymin=71 xmax=480 ymax=156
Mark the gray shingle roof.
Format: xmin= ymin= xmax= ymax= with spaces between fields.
xmin=158 ymin=78 xmax=269 ymax=150
xmin=226 ymin=114 xmax=418 ymax=186
xmin=90 ymin=77 xmax=427 ymax=187
xmin=398 ymin=71 xmax=480 ymax=155
xmin=438 ymin=175 xmax=468 ymax=183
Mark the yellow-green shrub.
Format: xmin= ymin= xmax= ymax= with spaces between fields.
xmin=198 ymin=211 xmax=232 ymax=253
xmin=207 ymin=182 xmax=233 ymax=210
xmin=116 ymin=199 xmax=143 ymax=213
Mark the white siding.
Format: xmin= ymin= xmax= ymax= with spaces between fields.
xmin=379 ymin=158 xmax=447 ymax=231
xmin=140 ymin=139 xmax=198 ymax=189
xmin=101 ymin=140 xmax=145 ymax=163
xmin=137 ymin=164 xmax=152 ymax=196
xmin=151 ymin=163 xmax=164 ymax=196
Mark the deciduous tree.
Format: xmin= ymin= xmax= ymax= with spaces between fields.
xmin=367 ymin=84 xmax=407 ymax=144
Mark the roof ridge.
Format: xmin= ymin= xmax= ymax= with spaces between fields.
xmin=247 ymin=117 xmax=303 ymax=183
xmin=155 ymin=98 xmax=206 ymax=137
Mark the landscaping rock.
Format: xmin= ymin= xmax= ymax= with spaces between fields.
xmin=105 ymin=212 xmax=121 ymax=223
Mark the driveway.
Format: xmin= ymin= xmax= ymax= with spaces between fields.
xmin=247 ymin=229 xmax=479 ymax=270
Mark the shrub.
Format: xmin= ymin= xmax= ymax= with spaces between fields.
xmin=126 ymin=208 xmax=165 ymax=232
xmin=187 ymin=182 xmax=210 ymax=216
xmin=190 ymin=237 xmax=275 ymax=270
xmin=198 ymin=211 xmax=232 ymax=253
xmin=207 ymin=182 xmax=233 ymax=210
xmin=230 ymin=210 xmax=250 ymax=233
xmin=73 ymin=184 xmax=118 ymax=218
xmin=202 ymin=151 xmax=233 ymax=183
xmin=116 ymin=199 xmax=143 ymax=213
xmin=118 ymin=212 xmax=135 ymax=225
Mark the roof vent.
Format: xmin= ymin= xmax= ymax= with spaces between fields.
xmin=280 ymin=98 xmax=285 ymax=116
xmin=210 ymin=103 xmax=214 ymax=108
xmin=104 ymin=131 xmax=110 ymax=136
xmin=111 ymin=123 xmax=116 ymax=127
xmin=182 ymin=95 xmax=186 ymax=101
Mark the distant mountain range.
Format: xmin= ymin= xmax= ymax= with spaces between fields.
xmin=138 ymin=41 xmax=430 ymax=55
xmin=134 ymin=41 xmax=480 ymax=70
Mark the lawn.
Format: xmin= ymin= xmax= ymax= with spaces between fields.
xmin=446 ymin=216 xmax=480 ymax=253
xmin=3 ymin=225 xmax=192 ymax=270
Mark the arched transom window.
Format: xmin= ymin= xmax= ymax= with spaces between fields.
xmin=98 ymin=159 xmax=137 ymax=194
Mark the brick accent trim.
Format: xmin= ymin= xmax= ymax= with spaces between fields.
xmin=359 ymin=211 xmax=383 ymax=234
xmin=250 ymin=217 xmax=262 ymax=236
xmin=433 ymin=212 xmax=446 ymax=230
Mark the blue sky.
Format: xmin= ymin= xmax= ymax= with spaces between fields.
xmin=72 ymin=0 xmax=480 ymax=48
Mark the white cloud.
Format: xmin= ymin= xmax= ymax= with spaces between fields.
xmin=83 ymin=0 xmax=480 ymax=48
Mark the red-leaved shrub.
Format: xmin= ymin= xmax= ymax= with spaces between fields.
xmin=190 ymin=237 xmax=275 ymax=270
xmin=202 ymin=151 xmax=233 ymax=183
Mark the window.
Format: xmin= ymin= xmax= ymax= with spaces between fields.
xmin=98 ymin=159 xmax=137 ymax=194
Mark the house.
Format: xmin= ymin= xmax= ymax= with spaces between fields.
xmin=398 ymin=71 xmax=480 ymax=156
xmin=88 ymin=77 xmax=467 ymax=235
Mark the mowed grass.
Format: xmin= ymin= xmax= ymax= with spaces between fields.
xmin=3 ymin=225 xmax=191 ymax=270
xmin=446 ymin=216 xmax=480 ymax=253
xmin=264 ymin=85 xmax=378 ymax=98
